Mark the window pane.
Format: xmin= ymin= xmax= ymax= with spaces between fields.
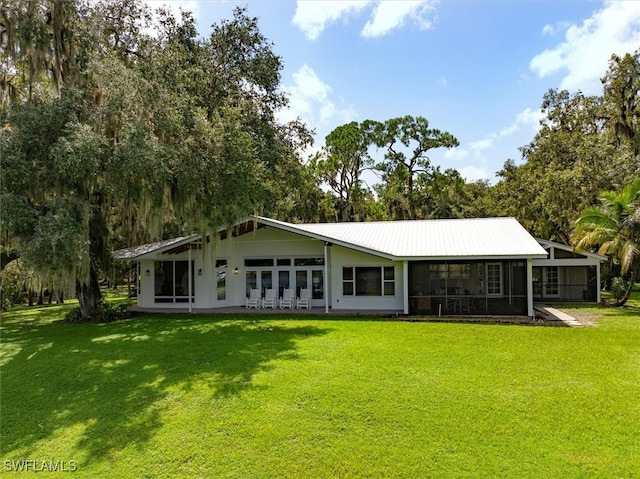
xmin=246 ymin=271 xmax=257 ymax=297
xmin=384 ymin=266 xmax=395 ymax=280
xmin=215 ymin=259 xmax=227 ymax=268
xmin=278 ymin=271 xmax=290 ymax=297
xmin=217 ymin=269 xmax=226 ymax=301
xmin=155 ymin=261 xmax=173 ymax=296
xmin=276 ymin=258 xmax=291 ymax=266
xmin=294 ymin=257 xmax=324 ymax=266
xmin=356 ymin=267 xmax=381 ymax=296
xmin=261 ymin=270 xmax=273 ymax=293
xmin=296 ymin=270 xmax=308 ymax=296
xmin=312 ymin=270 xmax=323 ymax=299
xmin=343 ymin=267 xmax=353 ymax=280
xmin=174 ymin=261 xmax=190 ymax=296
xmin=384 ymin=282 xmax=395 ymax=296
xmin=245 ymin=258 xmax=274 ymax=267
xmin=343 ymin=282 xmax=354 ymax=296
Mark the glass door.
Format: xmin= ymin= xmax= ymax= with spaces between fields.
xmin=544 ymin=267 xmax=560 ymax=297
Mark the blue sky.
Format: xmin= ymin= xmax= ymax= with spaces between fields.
xmin=155 ymin=1 xmax=640 ymax=183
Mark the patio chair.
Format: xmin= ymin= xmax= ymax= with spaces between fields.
xmin=296 ymin=288 xmax=312 ymax=309
xmin=279 ymin=288 xmax=294 ymax=309
xmin=262 ymin=288 xmax=277 ymax=309
xmin=245 ymin=288 xmax=260 ymax=309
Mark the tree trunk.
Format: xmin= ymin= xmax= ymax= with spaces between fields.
xmin=613 ymin=268 xmax=637 ymax=307
xmin=75 ymin=267 xmax=103 ymax=320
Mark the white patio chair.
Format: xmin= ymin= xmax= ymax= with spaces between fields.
xmin=262 ymin=288 xmax=277 ymax=309
xmin=296 ymin=288 xmax=312 ymax=309
xmin=245 ymin=288 xmax=260 ymax=309
xmin=279 ymin=288 xmax=294 ymax=309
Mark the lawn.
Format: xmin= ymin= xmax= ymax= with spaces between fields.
xmin=1 ymin=289 xmax=639 ymax=478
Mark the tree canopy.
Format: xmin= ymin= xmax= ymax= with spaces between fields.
xmin=0 ymin=0 xmax=316 ymax=318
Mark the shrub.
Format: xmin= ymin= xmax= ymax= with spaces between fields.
xmin=64 ymin=302 xmax=132 ymax=323
xmin=0 ymin=259 xmax=30 ymax=309
xmin=610 ymin=277 xmax=628 ymax=302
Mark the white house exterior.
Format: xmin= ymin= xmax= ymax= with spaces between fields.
xmin=113 ymin=216 xmax=602 ymax=318
xmin=533 ymin=239 xmax=606 ymax=303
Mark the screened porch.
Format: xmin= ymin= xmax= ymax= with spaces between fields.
xmin=408 ymin=260 xmax=528 ymax=316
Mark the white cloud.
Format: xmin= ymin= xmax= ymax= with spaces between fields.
xmin=278 ymin=64 xmax=357 ymax=153
xmin=443 ymin=107 xmax=543 ymax=181
xmin=458 ymin=165 xmax=489 ymax=182
xmin=361 ymin=1 xmax=438 ymax=38
xmin=444 ymin=147 xmax=468 ymax=161
xmin=292 ymin=1 xmax=371 ymax=40
xmin=541 ymin=20 xmax=572 ymax=37
xmin=530 ymin=1 xmax=640 ymax=94
xmin=292 ymin=0 xmax=438 ymax=40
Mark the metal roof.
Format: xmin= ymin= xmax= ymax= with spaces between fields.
xmin=112 ymin=217 xmax=548 ymax=261
xmin=254 ymin=216 xmax=548 ymax=260
xmin=112 ymin=235 xmax=198 ymax=260
xmin=536 ymin=238 xmax=608 ymax=261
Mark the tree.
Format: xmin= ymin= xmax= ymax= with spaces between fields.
xmin=601 ymin=50 xmax=640 ymax=157
xmin=371 ymin=116 xmax=459 ymax=220
xmin=1 ymin=1 xmax=310 ymax=320
xmin=573 ymin=180 xmax=640 ymax=306
xmin=487 ymin=88 xmax=633 ymax=243
xmin=311 ymin=121 xmax=377 ymax=221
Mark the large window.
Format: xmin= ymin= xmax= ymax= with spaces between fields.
xmin=154 ymin=260 xmax=194 ymax=303
xmin=343 ymin=266 xmax=395 ymax=296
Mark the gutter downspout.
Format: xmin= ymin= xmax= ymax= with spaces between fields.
xmin=526 ymin=258 xmax=534 ymax=318
xmin=324 ymin=242 xmax=331 ymax=313
xmin=188 ymin=247 xmax=193 ymax=313
xmin=596 ymin=262 xmax=602 ymax=303
xmin=403 ymin=261 xmax=409 ymax=315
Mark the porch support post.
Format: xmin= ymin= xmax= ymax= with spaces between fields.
xmin=596 ymin=263 xmax=602 ymax=303
xmin=403 ymin=260 xmax=409 ymax=315
xmin=324 ymin=242 xmax=331 ymax=313
xmin=526 ymin=257 xmax=534 ymax=318
xmin=188 ymin=247 xmax=193 ymax=313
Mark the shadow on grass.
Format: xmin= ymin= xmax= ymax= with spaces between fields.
xmin=1 ymin=313 xmax=329 ymax=461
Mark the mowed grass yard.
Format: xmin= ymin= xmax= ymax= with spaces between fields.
xmin=1 ymin=290 xmax=639 ymax=478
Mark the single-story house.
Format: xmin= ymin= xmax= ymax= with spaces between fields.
xmin=112 ymin=216 xmax=605 ymax=317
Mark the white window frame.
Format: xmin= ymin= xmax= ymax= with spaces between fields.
xmin=342 ymin=266 xmax=396 ymax=297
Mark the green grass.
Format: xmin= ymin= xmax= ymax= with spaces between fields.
xmin=1 ymin=289 xmax=639 ymax=478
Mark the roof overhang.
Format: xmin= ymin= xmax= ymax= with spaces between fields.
xmin=535 ymin=238 xmax=607 ymax=262
xmin=112 ymin=235 xmax=200 ymax=260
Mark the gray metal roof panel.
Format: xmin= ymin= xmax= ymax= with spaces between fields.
xmin=112 ymin=235 xmax=198 ymax=260
xmin=255 ymin=216 xmax=547 ymax=259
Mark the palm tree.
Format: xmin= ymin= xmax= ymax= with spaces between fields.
xmin=573 ymin=179 xmax=640 ymax=306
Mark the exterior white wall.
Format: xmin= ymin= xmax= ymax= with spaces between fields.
xmin=135 ymin=227 xmax=327 ymax=309
xmin=329 ymin=245 xmax=404 ymax=312
xmin=138 ymin=260 xmax=155 ymax=308
xmin=211 ymin=226 xmax=325 ymax=307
